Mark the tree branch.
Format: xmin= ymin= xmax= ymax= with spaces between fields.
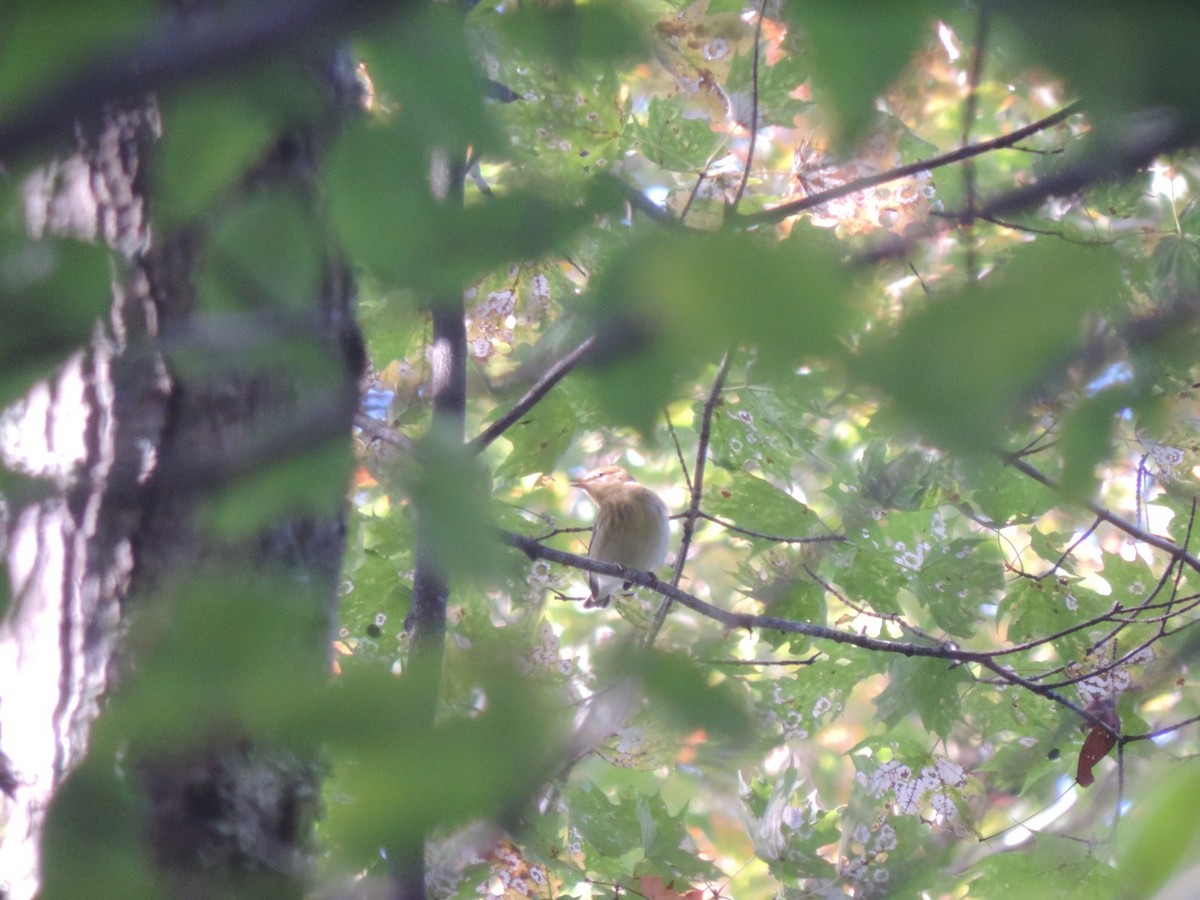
xmin=502 ymin=530 xmax=1116 ymax=734
xmin=646 ymin=351 xmax=733 ymax=646
xmin=398 ymin=151 xmax=468 ymax=900
xmin=467 ymin=336 xmax=596 ymax=455
xmin=1005 ymin=455 xmax=1200 ymax=577
xmin=728 ymin=0 xmax=767 ymax=214
xmin=0 ymin=0 xmax=406 ymax=161
xmin=735 ymin=101 xmax=1083 ymax=227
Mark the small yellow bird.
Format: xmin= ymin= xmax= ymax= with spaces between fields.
xmin=572 ymin=466 xmax=671 ymax=608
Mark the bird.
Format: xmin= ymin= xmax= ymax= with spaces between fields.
xmin=571 ymin=466 xmax=670 ymax=608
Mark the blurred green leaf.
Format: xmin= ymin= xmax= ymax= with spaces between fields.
xmin=155 ymin=69 xmax=316 ymax=226
xmin=856 ymin=242 xmax=1124 ymax=454
xmin=612 ymin=647 xmax=755 ymax=740
xmin=322 ymin=664 xmax=559 ymax=860
xmin=1058 ymin=387 xmax=1132 ymax=500
xmin=784 ymin=1 xmax=946 ymax=145
xmin=592 ymin=229 xmax=854 ymax=378
xmin=957 ymin=456 xmax=1057 ymax=524
xmin=858 ymin=442 xmax=937 ymax=511
xmin=0 ymin=0 xmax=153 ymax=121
xmin=328 ymin=122 xmax=610 ymax=292
xmin=195 ymin=189 xmax=323 ymax=310
xmin=326 ymin=122 xmax=443 ymax=286
xmin=39 ymin=757 xmax=158 ymax=900
xmin=994 ymin=0 xmax=1200 ymax=122
xmin=578 ymin=308 xmax=694 ymax=433
xmin=0 ymin=237 xmax=111 ymax=407
xmin=199 ymin=439 xmax=353 ymax=539
xmin=404 ymin=429 xmax=505 ymax=580
xmin=359 ymin=5 xmax=499 ymax=154
xmin=1116 ymin=762 xmax=1200 ymax=899
xmin=114 ymin=574 xmax=331 ymax=748
xmin=494 ymin=1 xmax=649 ymax=70
xmin=972 ymin=833 xmax=1114 ymax=896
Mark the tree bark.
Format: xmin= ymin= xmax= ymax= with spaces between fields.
xmin=0 ymin=48 xmax=364 ymax=900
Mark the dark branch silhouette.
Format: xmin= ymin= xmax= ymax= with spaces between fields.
xmin=502 ymin=530 xmax=1117 ymax=735
xmin=736 ymin=100 xmax=1083 ymax=227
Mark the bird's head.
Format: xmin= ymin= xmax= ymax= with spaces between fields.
xmin=570 ymin=465 xmax=635 ymax=502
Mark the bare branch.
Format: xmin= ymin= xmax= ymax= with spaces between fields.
xmin=646 ymin=351 xmax=733 ymax=645
xmin=0 ymin=0 xmax=405 ymax=160
xmin=698 ymin=511 xmax=845 ymax=545
xmin=736 ymin=101 xmax=1083 ymax=227
xmin=502 ymin=529 xmax=1116 ymax=734
xmin=467 ymin=336 xmax=596 ymax=455
xmin=728 ymin=0 xmax=767 ymax=214
xmin=1006 ymin=455 xmax=1200 ymax=577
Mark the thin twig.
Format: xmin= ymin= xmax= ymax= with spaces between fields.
xmin=467 ymin=336 xmax=596 ymax=455
xmin=1006 ymin=455 xmax=1200 ymax=576
xmin=958 ymin=1 xmax=990 ymax=278
xmin=645 ymin=351 xmax=734 ymax=646
xmin=698 ymin=511 xmax=845 ymax=545
xmin=665 ymin=413 xmax=695 ymax=495
xmin=729 ymin=0 xmax=767 ymax=214
xmin=737 ymin=101 xmax=1083 ymax=227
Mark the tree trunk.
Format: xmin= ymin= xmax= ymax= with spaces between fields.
xmin=0 ymin=51 xmax=363 ymax=900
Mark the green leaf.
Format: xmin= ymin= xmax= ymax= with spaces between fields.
xmin=493 ymin=388 xmax=579 ymax=481
xmin=1150 ymin=234 xmax=1200 ymax=307
xmin=360 ymin=5 xmax=499 ymax=154
xmin=993 ymin=1 xmax=1200 ymax=122
xmin=831 ymin=544 xmax=908 ymax=616
xmin=636 ymin=96 xmax=722 ymax=172
xmin=198 ymin=440 xmax=353 ymax=539
xmin=155 ymin=69 xmax=314 ymax=226
xmin=403 ymin=429 xmax=506 ymax=581
xmin=322 ymin=664 xmax=559 ymax=861
xmin=913 ymin=538 xmax=1002 ymax=637
xmin=971 ymin=833 xmax=1114 ymax=897
xmin=592 ymin=230 xmax=854 ymax=377
xmin=784 ymin=1 xmax=945 ymax=146
xmin=856 ymin=242 xmax=1124 ymax=454
xmin=1059 ymin=387 xmax=1132 ymax=500
xmin=1115 ymin=762 xmax=1200 ymax=898
xmin=39 ymin=757 xmax=158 ymax=900
xmin=113 ymin=573 xmax=332 ymax=748
xmin=0 ymin=0 xmax=153 ymax=122
xmin=579 ymin=332 xmax=697 ymax=434
xmin=875 ymin=655 xmax=969 ymax=737
xmin=997 ymin=578 xmax=1080 ymax=642
xmin=0 ymin=237 xmax=112 ymax=407
xmin=494 ymin=1 xmax=649 ymax=70
xmin=957 ymin=456 xmax=1057 ymax=525
xmin=195 ymin=189 xmax=323 ymax=311
xmin=327 ymin=122 xmax=610 ymax=292
xmin=706 ymin=469 xmax=819 ymax=538
xmin=707 ymin=382 xmax=823 ymax=483
xmin=728 ymin=33 xmax=811 ymax=128
xmin=326 ymin=122 xmax=450 ymax=287
xmin=616 ymin=648 xmax=755 ymax=741
xmin=857 ymin=442 xmax=937 ymax=511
